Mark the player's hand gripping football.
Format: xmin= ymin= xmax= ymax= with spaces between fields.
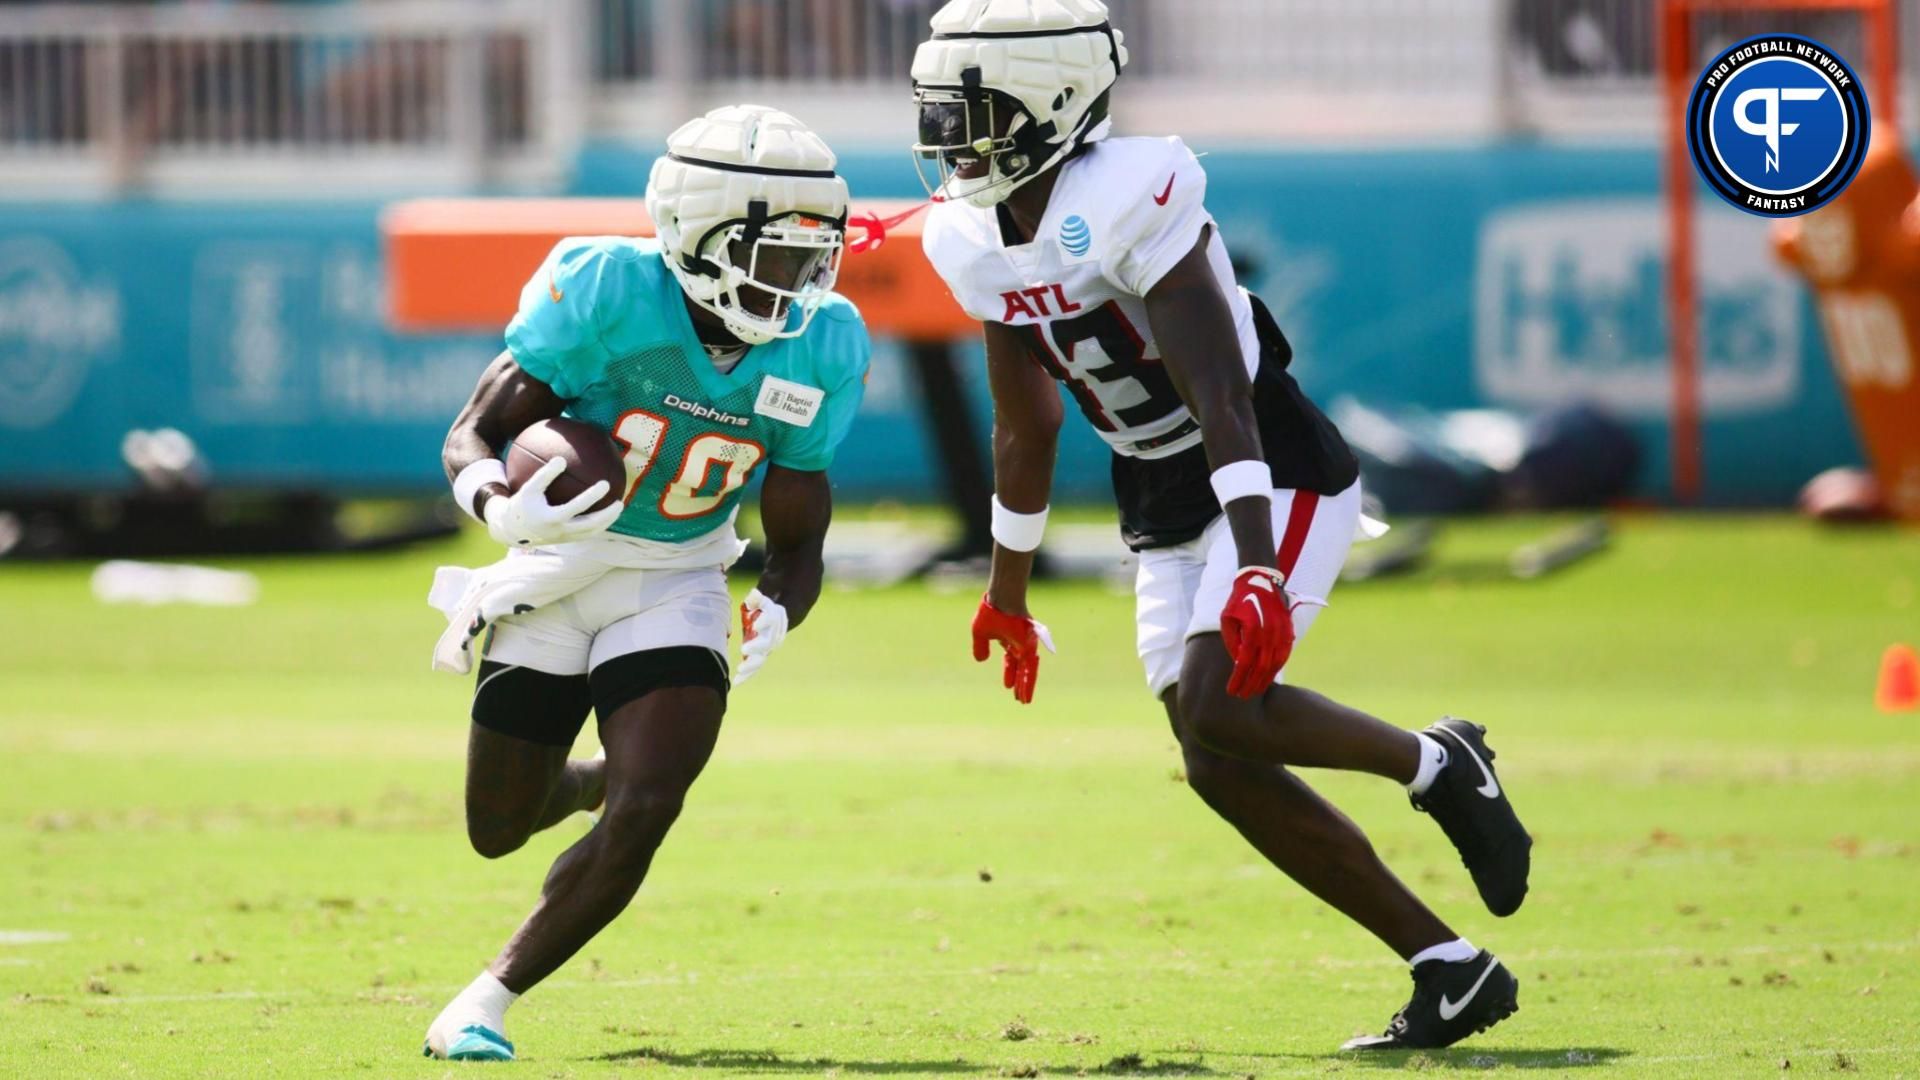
xmin=737 ymin=588 xmax=788 ymax=686
xmin=1219 ymin=567 xmax=1295 ymax=699
xmin=483 ymin=458 xmax=624 ymax=549
xmin=971 ymin=595 xmax=1056 ymax=705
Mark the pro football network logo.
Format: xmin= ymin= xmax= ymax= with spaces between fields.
xmin=1686 ymin=34 xmax=1869 ymax=218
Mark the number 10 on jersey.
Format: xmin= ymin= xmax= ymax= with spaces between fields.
xmin=611 ymin=410 xmax=766 ymax=519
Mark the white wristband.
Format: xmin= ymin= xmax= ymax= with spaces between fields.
xmin=452 ymin=457 xmax=509 ymax=523
xmin=1209 ymin=459 xmax=1273 ymax=507
xmin=990 ymin=495 xmax=1050 ymax=553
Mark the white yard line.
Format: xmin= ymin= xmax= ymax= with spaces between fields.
xmin=0 ymin=930 xmax=70 ymax=945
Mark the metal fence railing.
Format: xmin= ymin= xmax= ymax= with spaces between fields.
xmin=591 ymin=0 xmax=1919 ymax=144
xmin=0 ymin=0 xmax=1913 ymax=196
xmin=589 ymin=0 xmax=1510 ymax=143
xmin=0 ymin=1 xmax=586 ymax=197
xmin=591 ymin=0 xmax=1912 ymax=143
xmin=1507 ymin=0 xmax=1918 ymax=137
xmin=591 ymin=0 xmax=1170 ymax=86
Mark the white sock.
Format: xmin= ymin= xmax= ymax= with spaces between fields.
xmin=446 ymin=970 xmax=518 ymax=1033
xmin=1408 ymin=938 xmax=1477 ymax=968
xmin=1406 ymin=731 xmax=1449 ymax=795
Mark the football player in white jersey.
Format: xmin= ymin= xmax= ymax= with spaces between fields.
xmin=912 ymin=0 xmax=1532 ymax=1052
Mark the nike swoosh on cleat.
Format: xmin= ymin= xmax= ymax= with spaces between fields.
xmin=1439 ymin=727 xmax=1500 ymax=798
xmin=1438 ymin=956 xmax=1501 ymax=1021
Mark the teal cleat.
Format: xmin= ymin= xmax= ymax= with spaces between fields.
xmin=423 ymin=1023 xmax=515 ymax=1062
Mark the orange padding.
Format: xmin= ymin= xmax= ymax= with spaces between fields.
xmin=1773 ymin=136 xmax=1920 ymax=522
xmin=382 ymin=197 xmax=978 ymax=343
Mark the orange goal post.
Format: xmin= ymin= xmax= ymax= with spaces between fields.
xmin=1659 ymin=0 xmax=1900 ymax=503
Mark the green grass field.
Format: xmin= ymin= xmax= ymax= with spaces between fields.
xmin=2 ymin=515 xmax=1916 ymax=1078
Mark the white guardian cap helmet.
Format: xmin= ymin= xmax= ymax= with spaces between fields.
xmin=910 ymin=0 xmax=1128 ymax=208
xmin=647 ymin=105 xmax=849 ymax=345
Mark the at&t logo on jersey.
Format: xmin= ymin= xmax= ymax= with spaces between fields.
xmin=1686 ymin=34 xmax=1869 ymax=218
xmin=1059 ymin=215 xmax=1093 ymax=258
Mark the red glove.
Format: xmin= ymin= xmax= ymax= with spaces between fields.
xmin=970 ymin=594 xmax=1057 ymax=705
xmin=1219 ymin=567 xmax=1295 ymax=699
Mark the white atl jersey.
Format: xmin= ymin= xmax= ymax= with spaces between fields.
xmin=923 ymin=136 xmax=1261 ymax=460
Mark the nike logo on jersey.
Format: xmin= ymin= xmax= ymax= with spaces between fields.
xmin=1153 ymin=174 xmax=1177 ymax=206
xmin=1438 ymin=957 xmax=1501 ymax=1021
xmin=548 ymin=275 xmax=564 ymax=303
xmin=999 ymin=283 xmax=1083 ymax=322
xmin=1440 ymin=727 xmax=1501 ymax=799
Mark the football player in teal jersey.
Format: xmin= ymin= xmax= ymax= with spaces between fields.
xmin=423 ymin=105 xmax=868 ymax=1062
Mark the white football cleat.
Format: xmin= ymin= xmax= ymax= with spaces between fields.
xmin=423 ymin=1015 xmax=514 ymax=1062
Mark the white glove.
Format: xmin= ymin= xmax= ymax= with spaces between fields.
xmin=736 ymin=588 xmax=789 ymax=686
xmin=482 ymin=457 xmax=623 ymax=548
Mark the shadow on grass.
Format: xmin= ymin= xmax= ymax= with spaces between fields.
xmin=592 ymin=1047 xmax=975 ymax=1074
xmin=591 ymin=1046 xmax=1224 ymax=1076
xmin=1175 ymin=1045 xmax=1632 ymax=1071
xmin=1343 ymin=1047 xmax=1630 ymax=1070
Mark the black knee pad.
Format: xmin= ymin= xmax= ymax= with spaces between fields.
xmin=590 ymin=646 xmax=730 ymax=722
xmin=472 ymin=661 xmax=593 ymax=747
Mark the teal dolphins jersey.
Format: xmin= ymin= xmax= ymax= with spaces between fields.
xmin=504 ymin=237 xmax=870 ymax=546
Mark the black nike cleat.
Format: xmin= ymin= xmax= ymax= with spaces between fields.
xmin=1411 ymin=718 xmax=1532 ymax=916
xmin=1341 ymin=950 xmax=1519 ymax=1051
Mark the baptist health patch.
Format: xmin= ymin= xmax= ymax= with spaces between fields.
xmin=754 ymin=375 xmax=824 ymax=428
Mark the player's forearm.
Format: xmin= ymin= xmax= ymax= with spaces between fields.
xmin=1156 ymin=316 xmax=1276 ymax=568
xmin=445 ymin=353 xmax=567 ymax=516
xmin=757 ymin=545 xmax=824 ymax=628
xmin=987 ymin=424 xmax=1057 ymax=615
xmin=442 ymin=423 xmax=496 ymax=484
xmin=1221 ymin=495 xmax=1277 ymax=573
xmin=756 ymin=466 xmax=834 ymax=629
xmin=443 ymin=422 xmax=511 ymax=519
xmin=985 ymin=547 xmax=1039 ymax=616
xmin=1144 ymin=233 xmax=1278 ymax=569
xmin=1192 ymin=396 xmax=1278 ymax=571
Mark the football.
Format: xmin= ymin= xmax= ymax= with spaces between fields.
xmin=505 ymin=417 xmax=628 ymax=514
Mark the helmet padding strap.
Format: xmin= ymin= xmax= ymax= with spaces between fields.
xmin=665 ymin=152 xmax=837 ymax=180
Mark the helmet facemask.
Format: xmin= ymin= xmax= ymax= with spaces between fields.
xmin=680 ymin=200 xmax=846 ymax=346
xmin=912 ymin=71 xmax=1043 ymax=209
xmin=909 ymin=8 xmax=1127 ymax=211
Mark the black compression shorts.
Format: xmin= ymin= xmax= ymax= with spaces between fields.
xmin=471 ymin=646 xmax=731 ymax=746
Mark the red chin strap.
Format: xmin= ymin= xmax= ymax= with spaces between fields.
xmin=847 ymin=202 xmax=934 ymax=255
